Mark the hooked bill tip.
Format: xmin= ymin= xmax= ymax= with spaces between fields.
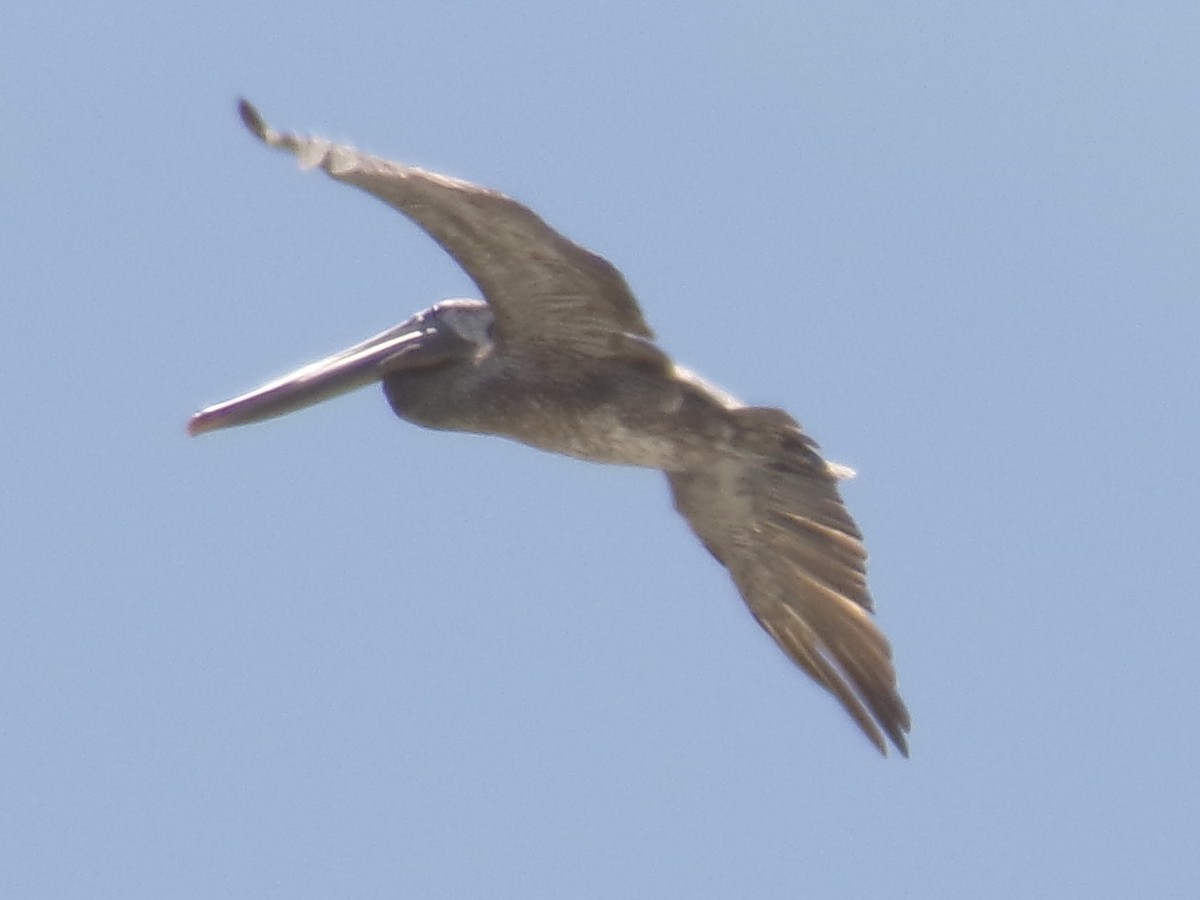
xmin=186 ymin=412 xmax=215 ymax=437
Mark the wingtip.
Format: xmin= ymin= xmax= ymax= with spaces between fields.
xmin=237 ymin=97 xmax=269 ymax=143
xmin=883 ymin=714 xmax=911 ymax=758
xmin=868 ymin=726 xmax=910 ymax=759
xmin=873 ymin=701 xmax=911 ymax=758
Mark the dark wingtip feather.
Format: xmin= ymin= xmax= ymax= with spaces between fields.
xmin=237 ymin=97 xmax=268 ymax=142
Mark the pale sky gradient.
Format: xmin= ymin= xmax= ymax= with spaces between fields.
xmin=4 ymin=3 xmax=1198 ymax=897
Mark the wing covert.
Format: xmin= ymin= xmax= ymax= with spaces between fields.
xmin=238 ymin=100 xmax=652 ymax=357
xmin=668 ymin=408 xmax=910 ymax=756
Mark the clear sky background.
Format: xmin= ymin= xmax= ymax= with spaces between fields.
xmin=4 ymin=3 xmax=1198 ymax=898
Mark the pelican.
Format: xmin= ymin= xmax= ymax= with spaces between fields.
xmin=190 ymin=100 xmax=911 ymax=756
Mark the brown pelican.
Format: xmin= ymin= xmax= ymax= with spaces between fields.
xmin=190 ymin=100 xmax=911 ymax=756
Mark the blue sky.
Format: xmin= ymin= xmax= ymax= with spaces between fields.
xmin=4 ymin=2 xmax=1198 ymax=897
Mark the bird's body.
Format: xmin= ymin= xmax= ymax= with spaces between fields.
xmin=389 ymin=332 xmax=730 ymax=470
xmin=190 ymin=100 xmax=911 ymax=756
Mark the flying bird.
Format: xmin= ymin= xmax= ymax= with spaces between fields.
xmin=190 ymin=100 xmax=911 ymax=756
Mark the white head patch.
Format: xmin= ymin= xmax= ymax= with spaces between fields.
xmin=434 ymin=299 xmax=493 ymax=347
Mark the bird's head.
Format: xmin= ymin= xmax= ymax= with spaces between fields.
xmin=187 ymin=298 xmax=492 ymax=436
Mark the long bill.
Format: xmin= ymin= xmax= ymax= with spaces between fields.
xmin=187 ymin=315 xmax=446 ymax=435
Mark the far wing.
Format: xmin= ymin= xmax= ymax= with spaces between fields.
xmin=238 ymin=100 xmax=653 ymax=358
xmin=668 ymin=408 xmax=910 ymax=756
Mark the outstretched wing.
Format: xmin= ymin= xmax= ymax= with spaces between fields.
xmin=668 ymin=407 xmax=910 ymax=756
xmin=238 ymin=100 xmax=653 ymax=358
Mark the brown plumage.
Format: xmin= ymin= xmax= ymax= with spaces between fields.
xmin=190 ymin=100 xmax=911 ymax=756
